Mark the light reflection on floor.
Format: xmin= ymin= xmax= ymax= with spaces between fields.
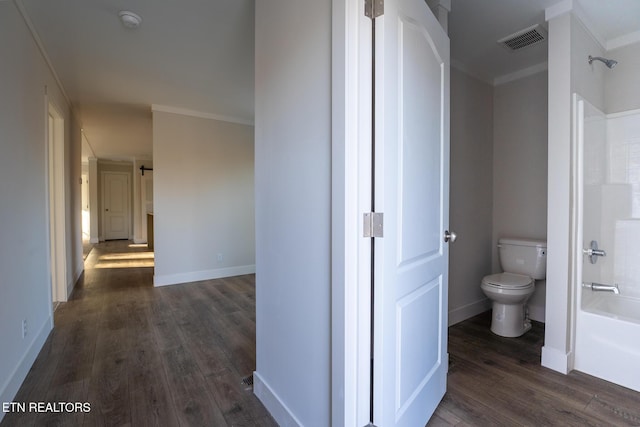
xmin=94 ymin=251 xmax=154 ymax=269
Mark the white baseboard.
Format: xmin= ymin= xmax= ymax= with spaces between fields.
xmin=541 ymin=346 xmax=571 ymax=374
xmin=153 ymin=264 xmax=256 ymax=287
xmin=132 ymin=238 xmax=147 ymax=244
xmin=448 ymin=298 xmax=492 ymax=326
xmin=89 ymin=237 xmax=99 ymax=244
xmin=253 ymin=371 xmax=303 ymax=427
xmin=0 ymin=316 xmax=52 ymax=423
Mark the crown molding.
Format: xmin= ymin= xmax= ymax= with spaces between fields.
xmin=13 ymin=0 xmax=71 ymax=108
xmin=151 ymin=104 xmax=254 ymax=126
xmin=494 ymin=62 xmax=548 ymax=86
xmin=450 ymin=60 xmax=492 ymax=86
xmin=607 ymin=31 xmax=640 ymax=51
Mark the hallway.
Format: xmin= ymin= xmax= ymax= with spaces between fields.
xmin=2 ymin=241 xmax=275 ymax=426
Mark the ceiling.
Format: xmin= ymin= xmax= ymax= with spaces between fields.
xmin=449 ymin=0 xmax=640 ymax=83
xmin=18 ymin=0 xmax=639 ymax=161
xmin=20 ymin=0 xmax=254 ymax=161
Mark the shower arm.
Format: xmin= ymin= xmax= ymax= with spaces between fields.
xmin=588 ymin=55 xmax=618 ymax=69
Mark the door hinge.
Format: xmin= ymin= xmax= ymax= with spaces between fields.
xmin=365 ymin=0 xmax=384 ymax=18
xmin=363 ymin=212 xmax=384 ymax=238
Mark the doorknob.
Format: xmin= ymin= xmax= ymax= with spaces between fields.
xmin=444 ymin=230 xmax=457 ymax=243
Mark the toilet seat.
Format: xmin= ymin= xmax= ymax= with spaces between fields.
xmin=482 ymin=272 xmax=533 ymax=289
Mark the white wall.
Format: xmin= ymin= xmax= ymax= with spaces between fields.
xmin=493 ymin=71 xmax=548 ymax=322
xmin=544 ymin=11 xmax=607 ymax=373
xmin=0 ymin=2 xmax=81 ymax=418
xmin=448 ymin=67 xmax=494 ymax=324
xmin=152 ymin=110 xmax=255 ymax=286
xmin=543 ymin=11 xmax=573 ymax=373
xmin=571 ymin=17 xmax=606 ymax=112
xmin=605 ymin=42 xmax=640 ymax=114
xmin=254 ymin=0 xmax=331 ymax=425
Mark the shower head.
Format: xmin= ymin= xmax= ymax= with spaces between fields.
xmin=588 ymin=55 xmax=618 ymax=69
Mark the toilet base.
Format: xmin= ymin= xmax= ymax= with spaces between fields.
xmin=490 ymin=302 xmax=530 ymax=337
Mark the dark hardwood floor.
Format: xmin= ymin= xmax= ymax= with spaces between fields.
xmin=2 ymin=241 xmax=276 ymax=427
xmin=4 ymin=240 xmax=640 ymax=426
xmin=429 ymin=311 xmax=640 ymax=426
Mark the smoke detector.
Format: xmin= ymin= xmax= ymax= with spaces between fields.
xmin=497 ymin=24 xmax=547 ymax=51
xmin=118 ymin=11 xmax=142 ymax=29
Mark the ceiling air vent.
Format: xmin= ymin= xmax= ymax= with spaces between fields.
xmin=498 ymin=24 xmax=547 ymax=51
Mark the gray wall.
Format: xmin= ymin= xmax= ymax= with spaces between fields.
xmin=254 ymin=0 xmax=331 ymax=425
xmin=605 ymin=41 xmax=640 ymax=114
xmin=152 ymin=111 xmax=255 ymax=286
xmin=448 ymin=67 xmax=549 ymax=325
xmin=448 ymin=67 xmax=494 ymax=324
xmin=0 ymin=2 xmax=82 ymax=416
xmin=492 ymin=71 xmax=548 ymax=321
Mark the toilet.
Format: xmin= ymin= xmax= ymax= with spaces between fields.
xmin=481 ymin=238 xmax=547 ymax=337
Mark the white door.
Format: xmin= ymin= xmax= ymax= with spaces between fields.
xmin=373 ymin=0 xmax=450 ymax=425
xmin=103 ymin=172 xmax=130 ymax=240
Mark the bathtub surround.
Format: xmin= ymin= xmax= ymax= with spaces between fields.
xmin=544 ymin=0 xmax=640 ymax=380
xmin=573 ymin=99 xmax=640 ymax=392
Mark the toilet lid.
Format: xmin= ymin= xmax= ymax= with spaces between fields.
xmin=482 ymin=272 xmax=533 ymax=289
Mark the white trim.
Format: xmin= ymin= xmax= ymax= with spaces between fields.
xmin=14 ymin=0 xmax=71 ymax=107
xmin=47 ymin=100 xmax=68 ymax=304
xmin=253 ymin=371 xmax=303 ymax=427
xmin=448 ymin=298 xmax=491 ymax=326
xmin=151 ymin=104 xmax=254 ymax=126
xmin=97 ymin=159 xmax=134 ymax=167
xmin=153 ymin=264 xmax=256 ymax=287
xmin=493 ymin=62 xmax=548 ymax=86
xmin=571 ymin=2 xmax=606 ymax=50
xmin=331 ymin=1 xmax=372 ymax=426
xmin=544 ymin=0 xmax=607 ymax=52
xmin=606 ymin=108 xmax=640 ymax=120
xmin=541 ymin=346 xmax=572 ymax=374
xmin=544 ymin=0 xmax=573 ymax=22
xmin=607 ymin=31 xmax=640 ymax=51
xmin=0 ymin=315 xmax=52 ymax=423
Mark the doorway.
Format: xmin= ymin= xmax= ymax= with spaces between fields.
xmin=102 ymin=171 xmax=131 ymax=240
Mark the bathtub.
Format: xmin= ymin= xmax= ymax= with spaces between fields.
xmin=574 ymin=292 xmax=640 ymax=392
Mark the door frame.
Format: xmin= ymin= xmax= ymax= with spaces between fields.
xmin=331 ymin=0 xmax=374 ymax=425
xmin=101 ymin=171 xmax=132 ymax=240
xmin=46 ymin=97 xmax=68 ymax=305
xmin=332 ymin=1 xmax=449 ymax=425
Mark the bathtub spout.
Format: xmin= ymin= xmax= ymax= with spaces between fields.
xmin=582 ymin=282 xmax=620 ymax=294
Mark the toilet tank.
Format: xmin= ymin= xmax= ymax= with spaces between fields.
xmin=498 ymin=238 xmax=547 ymax=280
